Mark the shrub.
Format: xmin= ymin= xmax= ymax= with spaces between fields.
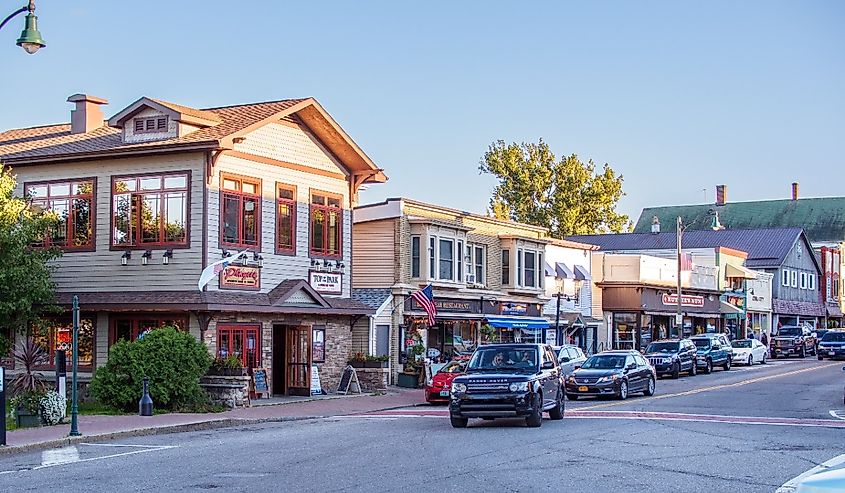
xmin=90 ymin=326 xmax=212 ymax=412
xmin=10 ymin=389 xmax=47 ymax=418
xmin=11 ymin=336 xmax=48 ymax=396
xmin=40 ymin=391 xmax=66 ymax=425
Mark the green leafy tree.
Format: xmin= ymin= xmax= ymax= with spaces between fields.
xmin=0 ymin=165 xmax=60 ymax=347
xmin=479 ymin=139 xmax=630 ymax=238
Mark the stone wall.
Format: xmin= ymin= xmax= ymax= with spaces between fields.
xmin=200 ymin=375 xmax=250 ymax=408
xmin=355 ymin=368 xmax=388 ymax=392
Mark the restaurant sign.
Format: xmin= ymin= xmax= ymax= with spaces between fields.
xmin=410 ymin=297 xmax=478 ymax=313
xmin=500 ymin=303 xmax=528 ymax=316
xmin=662 ymin=293 xmax=705 ymax=307
xmin=220 ymin=265 xmax=260 ymax=290
xmin=309 ymin=271 xmax=343 ymax=294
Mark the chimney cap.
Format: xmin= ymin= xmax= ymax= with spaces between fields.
xmin=67 ymin=93 xmax=108 ymax=105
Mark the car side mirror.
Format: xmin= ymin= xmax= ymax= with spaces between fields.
xmin=542 ymin=361 xmax=555 ymax=370
xmin=560 ymin=356 xmax=571 ymax=363
xmin=626 ymin=363 xmax=636 ymax=370
xmin=574 ymin=363 xmax=582 ymax=369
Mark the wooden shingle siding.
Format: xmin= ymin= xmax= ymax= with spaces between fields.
xmin=12 ymin=152 xmax=205 ymax=292
xmin=232 ymin=122 xmax=347 ymax=176
xmin=209 ymin=151 xmax=351 ymax=297
xmin=352 ymin=219 xmax=396 ymax=287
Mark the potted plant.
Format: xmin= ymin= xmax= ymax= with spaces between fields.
xmin=364 ymin=355 xmax=390 ymax=368
xmin=12 ymin=389 xmax=47 ymax=427
xmin=223 ymin=355 xmax=245 ymax=376
xmin=10 ymin=336 xmax=48 ymax=396
xmin=347 ymin=352 xmax=367 ymax=368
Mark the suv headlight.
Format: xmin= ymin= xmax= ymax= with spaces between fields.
xmin=452 ymin=383 xmax=467 ymax=393
xmin=509 ymin=382 xmax=529 ymax=392
xmin=597 ymin=375 xmax=619 ymax=383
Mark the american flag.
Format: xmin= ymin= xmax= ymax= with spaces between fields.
xmin=412 ymin=284 xmax=437 ymax=326
xmin=681 ymin=252 xmax=694 ymax=272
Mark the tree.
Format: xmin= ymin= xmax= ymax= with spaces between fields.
xmin=479 ymin=139 xmax=629 ymax=238
xmin=0 ymin=165 xmax=60 ymax=347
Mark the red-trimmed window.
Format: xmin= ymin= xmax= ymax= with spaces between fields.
xmin=112 ymin=173 xmax=189 ymax=247
xmin=310 ymin=191 xmax=342 ymax=258
xmin=33 ymin=315 xmax=96 ymax=369
xmin=276 ymin=183 xmax=296 ymax=254
xmin=26 ymin=179 xmax=95 ymax=249
xmin=217 ymin=324 xmax=261 ymax=369
xmin=110 ymin=315 xmax=188 ymax=346
xmin=221 ymin=174 xmax=261 ymax=249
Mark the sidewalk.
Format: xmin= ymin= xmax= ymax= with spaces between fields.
xmin=2 ymin=387 xmax=425 ymax=454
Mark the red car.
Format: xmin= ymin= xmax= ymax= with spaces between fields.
xmin=425 ymin=360 xmax=466 ymax=404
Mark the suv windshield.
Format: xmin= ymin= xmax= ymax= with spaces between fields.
xmin=732 ymin=340 xmax=752 ymax=348
xmin=646 ymin=342 xmax=679 ymax=353
xmin=822 ymin=332 xmax=845 ymax=342
xmin=692 ymin=339 xmax=711 ymax=349
xmin=468 ymin=347 xmax=538 ymax=372
xmin=581 ymin=355 xmax=626 ymax=370
xmin=778 ymin=327 xmax=802 ymax=336
xmin=438 ymin=361 xmax=466 ymax=374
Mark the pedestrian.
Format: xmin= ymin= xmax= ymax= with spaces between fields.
xmin=761 ymin=332 xmax=768 ymax=346
xmin=748 ymin=331 xmax=755 ymax=340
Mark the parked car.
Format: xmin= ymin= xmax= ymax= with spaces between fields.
xmin=449 ymin=344 xmax=564 ymax=428
xmin=817 ymin=331 xmax=845 ymax=361
xmin=691 ymin=335 xmax=732 ymax=373
xmin=643 ymin=339 xmax=698 ymax=378
xmin=771 ymin=325 xmax=817 ymax=358
xmin=730 ymin=339 xmax=768 ymax=365
xmin=425 ymin=360 xmax=466 ymax=404
xmin=554 ymin=345 xmax=588 ymax=377
xmin=564 ymin=350 xmax=655 ymax=400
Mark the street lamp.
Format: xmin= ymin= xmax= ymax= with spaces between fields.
xmin=1 ymin=1 xmax=45 ymax=54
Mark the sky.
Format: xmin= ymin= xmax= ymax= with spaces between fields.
xmin=1 ymin=1 xmax=843 ymax=223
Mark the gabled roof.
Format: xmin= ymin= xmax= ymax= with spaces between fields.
xmin=633 ymin=198 xmax=845 ymax=244
xmin=0 ymin=97 xmax=386 ymax=184
xmin=108 ymin=97 xmax=222 ymax=127
xmin=352 ymin=288 xmax=392 ymax=310
xmin=567 ymin=227 xmax=819 ymax=271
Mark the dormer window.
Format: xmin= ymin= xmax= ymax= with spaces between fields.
xmin=134 ymin=116 xmax=168 ymax=134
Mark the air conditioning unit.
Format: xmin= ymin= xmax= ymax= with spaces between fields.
xmin=465 ymin=273 xmax=476 ymax=284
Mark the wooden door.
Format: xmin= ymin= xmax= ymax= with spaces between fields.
xmin=286 ymin=326 xmax=312 ymax=396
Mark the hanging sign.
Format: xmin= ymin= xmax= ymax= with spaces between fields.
xmin=309 ymin=271 xmax=342 ymax=294
xmin=662 ymin=293 xmax=705 ymax=307
xmin=220 ymin=265 xmax=260 ymax=290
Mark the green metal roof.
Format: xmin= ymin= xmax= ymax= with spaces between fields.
xmin=634 ymin=197 xmax=845 ymax=244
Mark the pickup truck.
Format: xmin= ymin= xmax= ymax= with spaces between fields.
xmin=771 ymin=325 xmax=817 ymax=358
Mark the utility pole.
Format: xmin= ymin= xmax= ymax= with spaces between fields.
xmin=676 ymin=216 xmax=683 ymax=338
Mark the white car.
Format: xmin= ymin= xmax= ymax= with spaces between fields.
xmin=731 ymin=339 xmax=768 ymax=365
xmin=553 ymin=345 xmax=588 ymax=377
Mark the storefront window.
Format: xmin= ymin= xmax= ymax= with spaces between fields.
xmin=217 ymin=324 xmax=260 ymax=369
xmin=613 ymin=313 xmax=637 ymax=350
xmin=312 ymin=326 xmax=325 ymax=363
xmin=639 ymin=314 xmax=653 ymax=349
xmin=110 ymin=315 xmax=187 ymax=346
xmin=33 ymin=315 xmax=95 ymax=369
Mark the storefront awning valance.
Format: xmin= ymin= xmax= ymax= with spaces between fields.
xmin=555 ymin=263 xmax=574 ymax=279
xmin=573 ymin=265 xmax=591 ymax=281
xmin=485 ymin=316 xmax=550 ymax=330
xmin=725 ymin=263 xmax=757 ymax=280
xmin=720 ymin=301 xmax=744 ymax=315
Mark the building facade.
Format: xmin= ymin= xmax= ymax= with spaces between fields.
xmin=0 ymin=94 xmax=387 ymax=395
xmin=352 ymin=198 xmax=551 ymax=383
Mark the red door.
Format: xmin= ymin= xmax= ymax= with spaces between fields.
xmin=286 ymin=326 xmax=311 ymax=396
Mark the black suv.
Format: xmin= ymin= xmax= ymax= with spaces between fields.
xmin=449 ymin=344 xmax=564 ymax=428
xmin=771 ymin=325 xmax=817 ymax=358
xmin=644 ymin=339 xmax=698 ymax=378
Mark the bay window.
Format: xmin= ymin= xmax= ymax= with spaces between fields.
xmin=411 ymin=236 xmax=421 ymax=278
xmin=221 ymin=174 xmax=261 ymax=249
xmin=502 ymin=249 xmax=510 ymax=285
xmin=276 ymin=183 xmax=296 ymax=254
xmin=514 ymin=247 xmax=543 ymax=289
xmin=113 ymin=173 xmax=188 ymax=247
xmin=466 ymin=244 xmax=486 ymax=285
xmin=27 ymin=179 xmax=95 ymax=249
xmin=439 ymin=238 xmax=454 ymax=280
xmin=310 ymin=191 xmax=342 ymax=257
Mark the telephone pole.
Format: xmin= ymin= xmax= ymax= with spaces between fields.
xmin=676 ymin=216 xmax=683 ymax=337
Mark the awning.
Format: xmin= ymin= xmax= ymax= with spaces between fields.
xmin=555 ymin=263 xmax=574 ymax=279
xmin=544 ymin=262 xmax=556 ymax=277
xmin=720 ymin=301 xmax=744 ymax=315
xmin=725 ymin=263 xmax=757 ymax=280
xmin=573 ymin=265 xmax=591 ymax=281
xmin=828 ymin=304 xmax=844 ymax=318
xmin=485 ymin=315 xmax=550 ymax=330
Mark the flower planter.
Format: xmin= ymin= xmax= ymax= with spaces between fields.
xmin=364 ymin=361 xmax=389 ymax=368
xmin=348 ymin=361 xmax=366 ymax=369
xmin=15 ymin=408 xmax=42 ymax=428
xmin=397 ymin=372 xmax=420 ymax=388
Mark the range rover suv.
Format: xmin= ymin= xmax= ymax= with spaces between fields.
xmin=449 ymin=344 xmax=564 ymax=428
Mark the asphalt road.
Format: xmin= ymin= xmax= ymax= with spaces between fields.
xmin=1 ymin=358 xmax=843 ymax=493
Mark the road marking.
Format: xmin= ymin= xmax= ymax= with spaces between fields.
xmin=0 ymin=444 xmax=178 ymax=475
xmin=776 ymin=453 xmax=845 ymax=493
xmin=576 ymin=361 xmax=839 ymax=411
xmin=828 ymin=410 xmax=845 ymax=421
xmin=41 ymin=446 xmax=79 ymax=467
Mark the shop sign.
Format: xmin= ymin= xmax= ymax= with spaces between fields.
xmin=220 ymin=265 xmax=260 ymax=290
xmin=662 ymin=293 xmax=705 ymax=307
xmin=411 ymin=297 xmax=476 ymax=313
xmin=500 ymin=303 xmax=528 ymax=315
xmin=309 ymin=271 xmax=342 ymax=294
xmin=725 ymin=295 xmax=745 ymax=310
xmin=545 ymin=329 xmax=557 ymax=346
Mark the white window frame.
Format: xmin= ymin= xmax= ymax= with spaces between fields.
xmin=457 ymin=240 xmax=464 ymax=283
xmin=809 ymin=273 xmax=815 ymax=291
xmin=791 ymin=270 xmax=798 ymax=288
xmin=781 ymin=269 xmax=789 ymax=287
xmin=800 ymin=272 xmax=807 ymax=289
xmin=437 ymin=238 xmax=455 ymax=281
xmin=411 ymin=235 xmax=421 ymax=279
xmin=517 ymin=248 xmax=524 ymax=286
xmin=464 ymin=243 xmax=486 ymax=286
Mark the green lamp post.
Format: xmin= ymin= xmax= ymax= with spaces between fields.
xmin=1 ymin=1 xmax=45 ymax=54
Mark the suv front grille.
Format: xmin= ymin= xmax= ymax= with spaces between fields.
xmin=466 ymin=383 xmax=510 ymax=393
xmin=648 ymin=357 xmax=667 ymax=366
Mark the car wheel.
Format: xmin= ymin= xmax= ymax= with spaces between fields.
xmin=549 ymin=393 xmax=564 ymax=420
xmin=671 ymin=362 xmax=680 ymax=379
xmin=799 ymin=346 xmax=806 ymax=358
xmin=567 ymin=394 xmax=579 ymax=401
xmin=723 ymin=357 xmax=731 ymax=371
xmin=618 ymin=381 xmax=629 ymax=400
xmin=526 ymin=393 xmax=543 ymax=428
xmin=771 ymin=352 xmax=777 ymax=359
xmin=689 ymin=361 xmax=697 ymax=376
xmin=748 ymin=355 xmax=753 ymax=366
xmin=703 ymin=359 xmax=712 ymax=374
xmin=818 ymin=355 xmax=824 ymax=361
xmin=812 ymin=345 xmax=817 ymax=356
xmin=450 ymin=414 xmax=468 ymax=428
xmin=643 ymin=377 xmax=655 ymax=396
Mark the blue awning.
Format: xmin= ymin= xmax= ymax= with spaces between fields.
xmin=573 ymin=264 xmax=591 ymax=281
xmin=485 ymin=316 xmax=551 ymax=330
xmin=555 ymin=263 xmax=574 ymax=279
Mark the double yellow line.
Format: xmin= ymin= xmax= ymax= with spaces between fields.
xmin=575 ymin=362 xmax=840 ymax=411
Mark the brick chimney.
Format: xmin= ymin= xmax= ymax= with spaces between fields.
xmin=715 ymin=184 xmax=727 ymax=206
xmin=67 ymin=94 xmax=108 ymax=134
xmin=791 ymin=182 xmax=799 ymax=201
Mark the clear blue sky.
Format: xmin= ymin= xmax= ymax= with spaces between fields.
xmin=2 ymin=1 xmax=843 ymax=222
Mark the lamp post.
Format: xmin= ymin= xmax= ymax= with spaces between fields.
xmin=69 ymin=295 xmax=81 ymax=437
xmin=1 ymin=1 xmax=45 ymax=54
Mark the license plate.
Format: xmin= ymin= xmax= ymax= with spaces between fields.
xmin=830 ymin=351 xmax=836 ymax=356
xmin=578 ymin=386 xmax=589 ymax=392
xmin=440 ymin=391 xmax=450 ymax=397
